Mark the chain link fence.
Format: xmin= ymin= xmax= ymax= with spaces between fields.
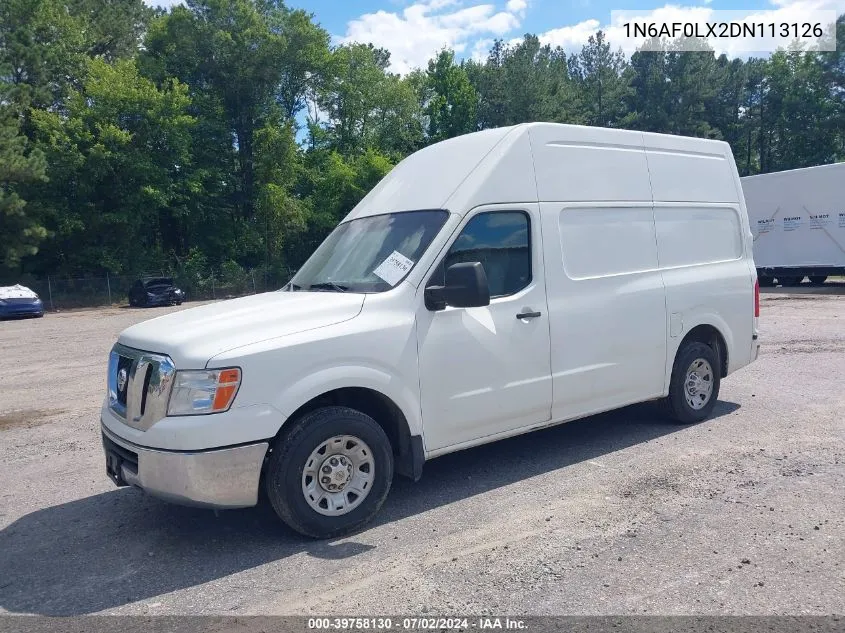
xmin=1 ymin=267 xmax=299 ymax=311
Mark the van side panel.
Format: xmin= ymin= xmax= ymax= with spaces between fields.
xmin=541 ymin=202 xmax=668 ymax=421
xmin=642 ymin=134 xmax=739 ymax=203
xmin=654 ymin=206 xmax=744 ymax=267
xmin=653 ymin=202 xmax=752 ymax=375
xmin=528 ymin=126 xmax=668 ymax=420
xmin=642 ymin=133 xmax=755 ymax=384
xmin=528 ymin=125 xmax=652 ymax=202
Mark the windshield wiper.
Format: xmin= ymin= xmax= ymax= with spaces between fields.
xmin=307 ymin=282 xmax=350 ymax=292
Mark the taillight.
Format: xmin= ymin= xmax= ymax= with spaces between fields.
xmin=754 ymin=278 xmax=760 ymax=317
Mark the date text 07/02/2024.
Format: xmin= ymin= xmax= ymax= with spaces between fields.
xmin=307 ymin=617 xmax=528 ymax=630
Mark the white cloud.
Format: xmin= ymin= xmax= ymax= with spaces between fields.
xmin=535 ymin=18 xmax=601 ymax=51
xmin=427 ymin=0 xmax=463 ymax=8
xmin=337 ymin=0 xmax=526 ymax=75
xmin=506 ymin=0 xmax=528 ymax=15
xmin=471 ymin=38 xmax=495 ymax=61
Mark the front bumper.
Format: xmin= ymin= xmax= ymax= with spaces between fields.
xmin=0 ymin=302 xmax=44 ymax=318
xmin=146 ymin=295 xmax=176 ymax=306
xmin=101 ymin=422 xmax=268 ymax=509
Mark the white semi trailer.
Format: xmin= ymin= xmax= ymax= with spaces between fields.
xmin=741 ymin=162 xmax=845 ymax=286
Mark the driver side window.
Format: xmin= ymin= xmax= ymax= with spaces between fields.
xmin=431 ymin=211 xmax=532 ymax=299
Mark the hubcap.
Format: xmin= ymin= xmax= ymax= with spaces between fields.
xmin=684 ymin=358 xmax=714 ymax=410
xmin=319 ymin=454 xmax=353 ymax=492
xmin=301 ymin=435 xmax=375 ymax=516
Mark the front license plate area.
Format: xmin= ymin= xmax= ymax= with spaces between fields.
xmin=105 ymin=448 xmax=128 ymax=487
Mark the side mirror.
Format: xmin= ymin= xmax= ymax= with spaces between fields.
xmin=425 ymin=262 xmax=490 ymax=311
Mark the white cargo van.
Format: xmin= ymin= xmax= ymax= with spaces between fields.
xmin=101 ymin=123 xmax=761 ymax=539
xmin=741 ymin=162 xmax=845 ymax=287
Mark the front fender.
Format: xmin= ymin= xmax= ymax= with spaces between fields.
xmin=274 ymin=363 xmax=424 ymax=440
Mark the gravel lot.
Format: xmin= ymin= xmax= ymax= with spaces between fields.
xmin=1 ymin=289 xmax=843 ymax=616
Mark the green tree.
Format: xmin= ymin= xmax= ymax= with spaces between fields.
xmin=313 ymin=44 xmax=424 ymax=157
xmin=571 ymin=31 xmax=630 ymax=127
xmin=142 ymin=0 xmax=329 ymax=223
xmin=662 ymin=41 xmax=721 ymax=138
xmin=254 ymin=113 xmax=307 ymax=272
xmin=29 ymin=58 xmax=194 ymax=274
xmin=423 ymin=49 xmax=478 ymax=141
xmin=0 ymin=0 xmax=150 ymax=114
xmin=0 ymin=0 xmax=87 ymax=116
xmin=627 ymin=44 xmax=670 ymax=132
xmin=0 ymin=102 xmax=47 ymax=270
xmin=763 ymin=50 xmax=839 ymax=171
xmin=818 ymin=15 xmax=845 ymax=159
xmin=468 ymin=36 xmax=579 ymax=128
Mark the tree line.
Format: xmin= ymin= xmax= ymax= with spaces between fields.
xmin=2 ymin=0 xmax=843 ymax=284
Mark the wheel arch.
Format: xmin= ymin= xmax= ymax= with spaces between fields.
xmin=676 ymin=323 xmax=729 ymax=378
xmin=272 ymin=386 xmax=425 ymax=482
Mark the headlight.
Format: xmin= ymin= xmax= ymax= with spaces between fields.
xmin=167 ymin=368 xmax=241 ymax=416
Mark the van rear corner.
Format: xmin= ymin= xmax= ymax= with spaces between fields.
xmin=750 ymin=274 xmax=761 ymax=365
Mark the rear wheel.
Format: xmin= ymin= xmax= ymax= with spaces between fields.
xmin=264 ymin=406 xmax=394 ymax=539
xmin=663 ymin=341 xmax=721 ymax=424
xmin=758 ymin=276 xmax=775 ymax=287
xmin=778 ymin=276 xmax=803 ymax=287
xmin=809 ymin=275 xmax=827 ymax=286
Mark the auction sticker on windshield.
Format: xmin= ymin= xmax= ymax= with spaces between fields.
xmin=373 ymin=251 xmax=414 ymax=286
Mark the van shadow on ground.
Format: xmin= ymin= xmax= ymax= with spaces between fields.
xmin=0 ymin=400 xmax=739 ymax=616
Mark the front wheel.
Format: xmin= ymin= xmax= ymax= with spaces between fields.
xmin=808 ymin=275 xmax=827 ymax=286
xmin=662 ymin=341 xmax=721 ymax=424
xmin=264 ymin=406 xmax=394 ymax=539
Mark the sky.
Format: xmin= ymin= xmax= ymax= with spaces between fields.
xmin=145 ymin=0 xmax=845 ymax=75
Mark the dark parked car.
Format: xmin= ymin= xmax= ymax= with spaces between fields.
xmin=128 ymin=277 xmax=185 ymax=308
xmin=0 ymin=285 xmax=45 ymax=319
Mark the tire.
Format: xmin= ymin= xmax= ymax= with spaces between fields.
xmin=778 ymin=276 xmax=802 ymax=287
xmin=758 ymin=276 xmax=775 ymax=288
xmin=809 ymin=275 xmax=827 ymax=286
xmin=264 ymin=406 xmax=394 ymax=539
xmin=662 ymin=341 xmax=721 ymax=424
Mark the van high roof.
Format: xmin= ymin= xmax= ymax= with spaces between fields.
xmin=345 ymin=122 xmax=740 ymax=222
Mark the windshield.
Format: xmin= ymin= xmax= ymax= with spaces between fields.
xmin=144 ymin=278 xmax=173 ymax=287
xmin=288 ymin=210 xmax=449 ymax=293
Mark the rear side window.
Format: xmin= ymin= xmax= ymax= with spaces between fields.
xmin=654 ymin=206 xmax=743 ymax=267
xmin=434 ymin=211 xmax=531 ymax=298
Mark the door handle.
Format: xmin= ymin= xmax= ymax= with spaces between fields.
xmin=516 ymin=311 xmax=542 ymax=320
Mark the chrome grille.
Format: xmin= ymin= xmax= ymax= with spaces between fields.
xmin=107 ymin=343 xmax=176 ymax=430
